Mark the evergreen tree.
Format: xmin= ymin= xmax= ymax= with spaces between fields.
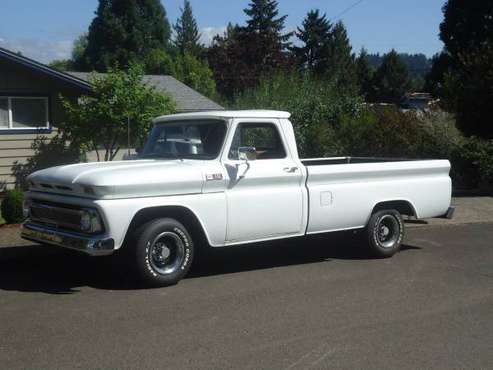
xmin=370 ymin=50 xmax=410 ymax=103
xmin=173 ymin=0 xmax=202 ymax=56
xmin=355 ymin=48 xmax=373 ymax=98
xmin=433 ymin=0 xmax=493 ymax=139
xmin=440 ymin=0 xmax=493 ymax=58
xmin=242 ymin=0 xmax=292 ymax=70
xmin=293 ymin=9 xmax=332 ymax=75
xmin=327 ymin=21 xmax=355 ymax=78
xmin=82 ymin=0 xmax=172 ymax=71
xmin=208 ymin=1 xmax=291 ymax=97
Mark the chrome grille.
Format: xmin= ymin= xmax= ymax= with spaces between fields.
xmin=30 ymin=202 xmax=82 ymax=231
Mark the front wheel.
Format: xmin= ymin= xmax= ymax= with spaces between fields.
xmin=132 ymin=218 xmax=194 ymax=287
xmin=365 ymin=209 xmax=404 ymax=258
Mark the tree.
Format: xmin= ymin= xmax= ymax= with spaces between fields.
xmin=355 ymin=48 xmax=373 ymax=98
xmin=327 ymin=21 xmax=355 ymax=79
xmin=424 ymin=52 xmax=453 ymax=97
xmin=173 ymin=53 xmax=216 ymax=98
xmin=173 ymin=0 xmax=202 ymax=56
xmin=451 ymin=45 xmax=493 ymax=139
xmin=440 ymin=0 xmax=493 ymax=58
xmin=48 ymin=59 xmax=73 ymax=71
xmin=243 ymin=0 xmax=292 ymax=66
xmin=207 ymin=1 xmax=291 ymax=97
xmin=81 ymin=0 xmax=172 ymax=72
xmin=144 ymin=48 xmax=176 ymax=75
xmin=207 ymin=23 xmax=253 ymax=97
xmin=49 ymin=34 xmax=89 ymax=71
xmin=61 ymin=64 xmax=176 ymax=161
xmin=292 ymin=9 xmax=332 ymax=75
xmin=432 ymin=0 xmax=493 ymax=139
xmin=370 ymin=50 xmax=410 ymax=103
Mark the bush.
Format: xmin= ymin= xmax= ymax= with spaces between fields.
xmin=230 ymin=71 xmax=492 ymax=193
xmin=451 ymin=137 xmax=493 ymax=192
xmin=231 ymin=72 xmax=362 ymax=157
xmin=1 ymin=189 xmax=24 ymax=224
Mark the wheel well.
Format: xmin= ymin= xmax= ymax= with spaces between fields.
xmin=372 ymin=200 xmax=416 ymax=217
xmin=123 ymin=206 xmax=210 ymax=248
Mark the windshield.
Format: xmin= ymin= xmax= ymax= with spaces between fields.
xmin=141 ymin=119 xmax=227 ymax=160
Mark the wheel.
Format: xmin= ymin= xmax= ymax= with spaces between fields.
xmin=131 ymin=218 xmax=194 ymax=287
xmin=365 ymin=209 xmax=404 ymax=258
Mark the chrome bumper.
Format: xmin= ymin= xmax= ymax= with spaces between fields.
xmin=21 ymin=222 xmax=115 ymax=256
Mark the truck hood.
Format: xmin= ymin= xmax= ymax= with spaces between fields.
xmin=27 ymin=159 xmax=223 ymax=199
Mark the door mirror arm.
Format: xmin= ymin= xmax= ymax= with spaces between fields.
xmin=236 ymin=146 xmax=255 ymax=178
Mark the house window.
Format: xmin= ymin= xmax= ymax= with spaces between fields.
xmin=0 ymin=96 xmax=49 ymax=130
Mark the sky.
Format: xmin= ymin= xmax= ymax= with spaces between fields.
xmin=0 ymin=0 xmax=446 ymax=64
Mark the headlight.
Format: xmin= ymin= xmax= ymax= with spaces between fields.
xmin=80 ymin=209 xmax=103 ymax=233
xmin=22 ymin=199 xmax=32 ymax=218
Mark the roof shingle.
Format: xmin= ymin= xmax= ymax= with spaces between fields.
xmin=67 ymin=72 xmax=223 ymax=113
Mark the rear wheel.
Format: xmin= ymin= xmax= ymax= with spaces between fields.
xmin=365 ymin=209 xmax=404 ymax=258
xmin=131 ymin=218 xmax=194 ymax=287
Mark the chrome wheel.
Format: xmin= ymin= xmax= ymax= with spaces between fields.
xmin=148 ymin=231 xmax=185 ymax=275
xmin=377 ymin=214 xmax=400 ymax=248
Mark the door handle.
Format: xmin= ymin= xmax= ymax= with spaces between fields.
xmin=283 ymin=166 xmax=298 ymax=173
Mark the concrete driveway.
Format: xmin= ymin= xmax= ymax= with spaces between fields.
xmin=0 ymin=223 xmax=492 ymax=369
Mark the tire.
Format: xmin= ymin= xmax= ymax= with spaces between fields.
xmin=131 ymin=218 xmax=194 ymax=287
xmin=365 ymin=209 xmax=404 ymax=258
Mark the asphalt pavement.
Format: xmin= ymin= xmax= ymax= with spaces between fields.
xmin=0 ymin=223 xmax=492 ymax=369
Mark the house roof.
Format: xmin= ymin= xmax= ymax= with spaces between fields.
xmin=0 ymin=46 xmax=223 ymax=112
xmin=0 ymin=46 xmax=92 ymax=91
xmin=68 ymin=72 xmax=223 ymax=112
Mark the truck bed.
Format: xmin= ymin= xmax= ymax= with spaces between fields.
xmin=301 ymin=157 xmax=452 ymax=235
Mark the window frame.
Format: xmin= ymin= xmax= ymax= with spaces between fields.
xmin=0 ymin=95 xmax=50 ymax=131
xmin=227 ymin=121 xmax=287 ymax=160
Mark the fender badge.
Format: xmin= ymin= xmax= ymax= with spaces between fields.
xmin=206 ymin=173 xmax=223 ymax=181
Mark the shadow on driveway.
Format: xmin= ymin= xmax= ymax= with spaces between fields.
xmin=0 ymin=232 xmax=421 ymax=294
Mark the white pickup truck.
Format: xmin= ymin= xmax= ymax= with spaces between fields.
xmin=21 ymin=110 xmax=453 ymax=286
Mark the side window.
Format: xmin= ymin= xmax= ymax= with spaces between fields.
xmin=229 ymin=122 xmax=286 ymax=160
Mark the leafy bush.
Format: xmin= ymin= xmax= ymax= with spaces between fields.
xmin=1 ymin=189 xmax=24 ymax=224
xmin=451 ymin=137 xmax=493 ymax=192
xmin=231 ymin=72 xmax=362 ymax=157
xmin=230 ymin=71 xmax=492 ymax=193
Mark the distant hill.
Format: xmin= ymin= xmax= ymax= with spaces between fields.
xmin=367 ymin=53 xmax=432 ymax=79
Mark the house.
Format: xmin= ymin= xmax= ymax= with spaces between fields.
xmin=0 ymin=46 xmax=223 ymax=189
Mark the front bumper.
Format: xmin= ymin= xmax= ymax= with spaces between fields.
xmin=21 ymin=222 xmax=115 ymax=256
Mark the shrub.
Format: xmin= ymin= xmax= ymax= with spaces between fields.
xmin=451 ymin=137 xmax=493 ymax=192
xmin=1 ymin=189 xmax=24 ymax=224
xmin=231 ymin=72 xmax=362 ymax=157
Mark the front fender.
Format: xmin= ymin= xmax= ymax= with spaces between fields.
xmin=96 ymin=192 xmax=227 ymax=249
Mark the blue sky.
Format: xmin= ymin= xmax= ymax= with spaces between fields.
xmin=0 ymin=0 xmax=446 ymax=63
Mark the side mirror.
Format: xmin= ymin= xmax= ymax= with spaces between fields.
xmin=238 ymin=146 xmax=256 ymax=161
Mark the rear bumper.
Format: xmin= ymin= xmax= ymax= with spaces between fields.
xmin=21 ymin=222 xmax=115 ymax=256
